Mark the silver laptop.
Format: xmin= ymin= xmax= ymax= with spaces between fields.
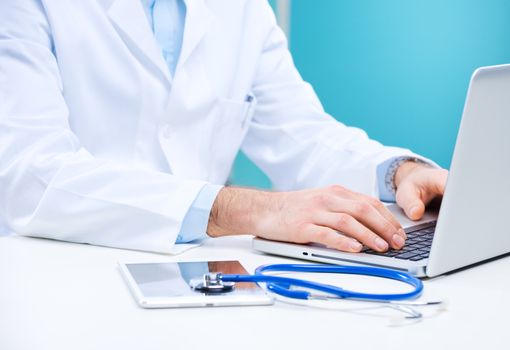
xmin=253 ymin=64 xmax=510 ymax=278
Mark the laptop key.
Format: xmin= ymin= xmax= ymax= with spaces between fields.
xmin=395 ymin=252 xmax=420 ymax=260
xmin=363 ymin=249 xmax=400 ymax=257
xmin=384 ymin=250 xmax=401 ymax=257
xmin=401 ymin=246 xmax=418 ymax=252
xmin=407 ymin=232 xmax=420 ymax=239
xmin=410 ymin=255 xmax=425 ymax=261
xmin=363 ymin=249 xmax=386 ymax=255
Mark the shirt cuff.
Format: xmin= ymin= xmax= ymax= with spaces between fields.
xmin=377 ymin=156 xmax=434 ymax=202
xmin=175 ymin=184 xmax=223 ymax=243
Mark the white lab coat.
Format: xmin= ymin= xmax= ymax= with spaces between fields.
xmin=0 ymin=0 xmax=418 ymax=253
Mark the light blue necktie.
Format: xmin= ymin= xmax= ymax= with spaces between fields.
xmin=150 ymin=0 xmax=186 ymax=77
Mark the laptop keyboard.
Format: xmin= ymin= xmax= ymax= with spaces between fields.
xmin=362 ymin=223 xmax=436 ymax=261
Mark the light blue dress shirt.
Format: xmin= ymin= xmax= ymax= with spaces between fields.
xmin=142 ymin=0 xmax=404 ymax=244
xmin=377 ymin=156 xmax=408 ymax=202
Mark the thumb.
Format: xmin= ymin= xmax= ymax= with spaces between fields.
xmin=396 ymin=184 xmax=425 ymax=220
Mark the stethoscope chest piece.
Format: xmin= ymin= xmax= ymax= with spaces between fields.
xmin=190 ymin=272 xmax=235 ymax=293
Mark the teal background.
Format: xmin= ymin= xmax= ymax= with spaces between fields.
xmin=231 ymin=0 xmax=510 ymax=189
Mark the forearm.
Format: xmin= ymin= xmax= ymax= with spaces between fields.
xmin=2 ymin=149 xmax=206 ymax=252
xmin=207 ymin=187 xmax=276 ymax=238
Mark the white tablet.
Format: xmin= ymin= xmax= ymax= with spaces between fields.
xmin=119 ymin=260 xmax=274 ymax=308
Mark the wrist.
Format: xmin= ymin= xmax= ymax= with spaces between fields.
xmin=394 ymin=161 xmax=427 ymax=188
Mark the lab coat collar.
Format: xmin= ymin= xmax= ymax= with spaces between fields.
xmin=105 ymin=0 xmax=214 ymax=85
xmin=107 ymin=0 xmax=172 ymax=84
xmin=179 ymin=0 xmax=215 ymax=70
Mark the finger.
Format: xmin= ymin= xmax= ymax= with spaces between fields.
xmin=396 ymin=168 xmax=448 ymax=220
xmin=316 ymin=212 xmax=391 ymax=252
xmin=354 ymin=194 xmax=405 ymax=236
xmin=328 ymin=187 xmax=404 ymax=234
xmin=305 ymin=225 xmax=363 ymax=252
xmin=318 ymin=200 xmax=405 ymax=249
xmin=424 ymin=169 xmax=449 ymax=199
xmin=408 ymin=169 xmax=448 ymax=209
xmin=396 ymin=182 xmax=425 ymax=220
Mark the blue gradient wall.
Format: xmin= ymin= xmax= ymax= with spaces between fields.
xmin=231 ymin=0 xmax=510 ymax=188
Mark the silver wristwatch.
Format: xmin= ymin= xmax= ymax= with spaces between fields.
xmin=384 ymin=157 xmax=430 ymax=197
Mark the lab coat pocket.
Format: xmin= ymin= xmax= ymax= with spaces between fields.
xmin=208 ymin=95 xmax=257 ymax=184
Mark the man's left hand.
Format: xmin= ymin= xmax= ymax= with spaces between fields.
xmin=394 ymin=162 xmax=449 ymax=220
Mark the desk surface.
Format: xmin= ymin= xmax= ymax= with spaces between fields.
xmin=1 ymin=234 xmax=508 ymax=350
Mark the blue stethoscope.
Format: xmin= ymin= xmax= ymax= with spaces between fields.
xmin=191 ymin=263 xmax=442 ymax=319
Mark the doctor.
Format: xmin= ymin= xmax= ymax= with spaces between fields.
xmin=0 ymin=0 xmax=447 ymax=253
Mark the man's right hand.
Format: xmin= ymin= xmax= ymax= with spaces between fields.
xmin=207 ymin=185 xmax=407 ymax=252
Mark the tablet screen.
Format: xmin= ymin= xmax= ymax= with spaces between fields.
xmin=121 ymin=260 xmax=272 ymax=307
xmin=125 ymin=261 xmax=255 ymax=297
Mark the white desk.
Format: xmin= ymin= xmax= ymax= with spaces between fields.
xmin=1 ymin=234 xmax=508 ymax=350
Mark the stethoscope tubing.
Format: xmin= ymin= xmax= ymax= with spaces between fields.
xmin=220 ymin=263 xmax=423 ymax=301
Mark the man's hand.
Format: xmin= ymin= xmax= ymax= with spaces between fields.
xmin=394 ymin=161 xmax=448 ymax=220
xmin=207 ymin=162 xmax=447 ymax=253
xmin=207 ymin=185 xmax=407 ymax=253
